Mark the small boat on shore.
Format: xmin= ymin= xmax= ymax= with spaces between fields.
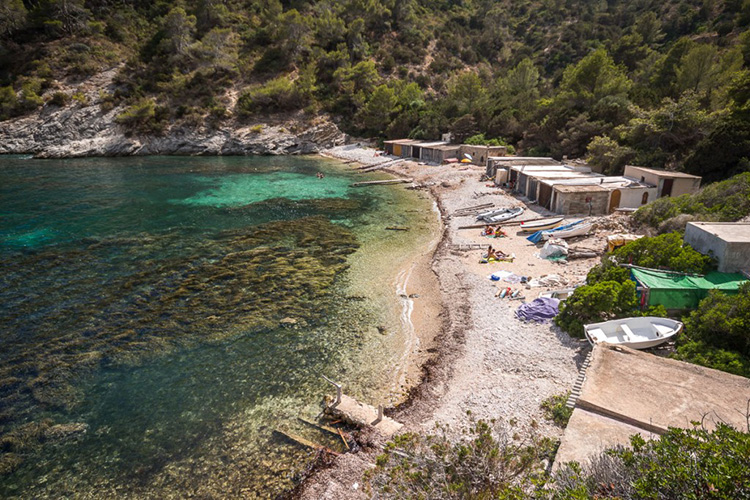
xmin=519 ymin=216 xmax=564 ymax=232
xmin=541 ymin=222 xmax=593 ymax=240
xmin=539 ymin=288 xmax=576 ymax=300
xmin=476 ymin=207 xmax=524 ymax=223
xmin=584 ymin=316 xmax=683 ymax=350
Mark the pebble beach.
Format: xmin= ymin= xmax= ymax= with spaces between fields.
xmin=299 ymin=145 xmax=627 ymax=498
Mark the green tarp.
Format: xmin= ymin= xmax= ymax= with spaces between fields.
xmin=631 ymin=268 xmax=748 ymax=310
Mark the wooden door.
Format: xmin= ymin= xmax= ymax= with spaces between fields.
xmin=609 ymin=189 xmax=621 ymax=213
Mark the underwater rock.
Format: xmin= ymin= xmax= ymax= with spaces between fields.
xmin=44 ymin=423 xmax=89 ymax=443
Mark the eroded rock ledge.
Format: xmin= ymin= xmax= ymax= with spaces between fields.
xmin=0 ymin=68 xmax=347 ymax=159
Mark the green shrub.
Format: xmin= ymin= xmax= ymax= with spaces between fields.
xmin=586 ymin=233 xmax=714 ymax=290
xmin=635 ymin=172 xmax=750 ymax=231
xmin=236 ymin=76 xmax=305 ymax=116
xmin=540 ymin=393 xmax=573 ymax=428
xmin=0 ymin=86 xmax=18 ymax=120
xmin=555 ymin=280 xmax=646 ymax=338
xmin=552 ymin=424 xmax=750 ymax=498
xmin=48 ymin=92 xmax=70 ymax=107
xmin=115 ymin=98 xmax=168 ymax=134
xmin=366 ymin=418 xmax=554 ymax=498
xmin=610 ymin=232 xmax=714 ymax=274
xmin=672 ymin=283 xmax=750 ymax=376
xmin=673 ymin=339 xmax=750 ymax=377
xmin=17 ymin=82 xmax=43 ymax=112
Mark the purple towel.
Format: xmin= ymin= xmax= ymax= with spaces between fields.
xmin=515 ymin=297 xmax=560 ymax=322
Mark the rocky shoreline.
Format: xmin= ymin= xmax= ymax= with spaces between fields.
xmin=0 ymin=68 xmax=347 ymax=159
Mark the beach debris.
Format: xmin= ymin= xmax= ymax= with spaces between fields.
xmin=539 ymin=238 xmax=569 ymax=260
xmin=607 ymin=233 xmax=644 ymax=252
xmin=528 ymin=274 xmax=567 ymax=288
xmin=385 ymin=226 xmax=409 ymax=231
xmin=515 ymin=297 xmax=561 ymax=322
xmin=351 ymin=178 xmax=413 ymax=187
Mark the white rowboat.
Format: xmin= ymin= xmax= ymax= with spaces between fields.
xmin=519 ymin=216 xmax=564 ymax=232
xmin=584 ymin=316 xmax=683 ymax=350
xmin=477 ymin=207 xmax=524 ymax=223
xmin=541 ymin=222 xmax=593 ymax=240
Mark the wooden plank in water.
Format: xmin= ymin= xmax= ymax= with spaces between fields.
xmin=296 ymin=416 xmax=340 ymax=437
xmin=351 ymin=179 xmax=412 ymax=187
xmin=272 ymin=429 xmax=339 ymax=455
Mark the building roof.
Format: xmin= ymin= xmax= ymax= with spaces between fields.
xmin=625 ymin=165 xmax=702 ymax=179
xmin=687 ymin=222 xmax=750 ymax=243
xmin=383 ymin=139 xmax=420 ymax=145
xmin=413 ymin=141 xmax=447 ymax=147
xmin=553 ymin=184 xmax=610 ymax=193
xmin=553 ymin=345 xmax=750 ymax=469
xmin=426 ymin=144 xmax=460 ymax=151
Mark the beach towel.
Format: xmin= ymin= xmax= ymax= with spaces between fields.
xmin=515 ymin=297 xmax=560 ymax=322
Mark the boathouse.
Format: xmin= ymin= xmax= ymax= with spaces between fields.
xmin=684 ymin=222 xmax=750 ymax=273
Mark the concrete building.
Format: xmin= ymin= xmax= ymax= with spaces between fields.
xmin=383 ymin=139 xmax=420 ymax=158
xmin=486 ymin=156 xmax=562 ymax=179
xmin=420 ymin=144 xmax=460 ymax=164
xmin=684 ymin=222 xmax=750 ymax=273
xmin=458 ymin=145 xmax=507 ymax=166
xmin=623 ymin=165 xmax=702 ymax=197
xmin=547 ymin=177 xmax=658 ymax=215
xmin=553 ymin=345 xmax=750 ymax=470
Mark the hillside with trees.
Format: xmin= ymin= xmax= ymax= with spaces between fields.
xmin=2 ymin=0 xmax=750 ymax=180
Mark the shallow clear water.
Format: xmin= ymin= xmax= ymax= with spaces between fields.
xmin=0 ymin=155 xmax=436 ymax=498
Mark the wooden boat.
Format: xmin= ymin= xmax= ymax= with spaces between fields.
xmin=584 ymin=316 xmax=683 ymax=350
xmin=519 ymin=216 xmax=564 ymax=232
xmin=541 ymin=222 xmax=593 ymax=240
xmin=476 ymin=207 xmax=524 ymax=223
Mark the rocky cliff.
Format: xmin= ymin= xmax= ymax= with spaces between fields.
xmin=0 ymin=68 xmax=347 ymax=158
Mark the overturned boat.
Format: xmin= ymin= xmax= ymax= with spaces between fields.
xmin=584 ymin=316 xmax=683 ymax=350
xmin=477 ymin=207 xmax=524 ymax=223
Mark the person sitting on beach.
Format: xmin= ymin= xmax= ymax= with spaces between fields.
xmin=487 ymin=245 xmax=498 ymax=260
xmin=482 ymin=226 xmax=495 ymax=236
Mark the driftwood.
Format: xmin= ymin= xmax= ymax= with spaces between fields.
xmin=385 ymin=226 xmax=409 ymax=231
xmin=568 ymin=252 xmax=598 ymax=259
xmin=458 ymin=216 xmax=552 ymax=230
xmin=352 ymin=178 xmax=412 ymax=187
xmin=357 ymin=158 xmax=405 ymax=172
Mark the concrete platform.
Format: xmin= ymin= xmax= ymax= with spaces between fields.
xmin=554 ymin=345 xmax=750 ymax=468
xmin=328 ymin=395 xmax=403 ymax=437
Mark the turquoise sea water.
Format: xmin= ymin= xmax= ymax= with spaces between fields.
xmin=0 ymin=155 xmax=435 ymax=498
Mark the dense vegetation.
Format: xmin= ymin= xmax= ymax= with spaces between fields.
xmin=1 ymin=0 xmax=750 ymax=180
xmin=555 ymin=233 xmax=710 ymax=337
xmin=674 ymin=282 xmax=750 ymax=377
xmin=367 ymin=419 xmax=750 ymax=499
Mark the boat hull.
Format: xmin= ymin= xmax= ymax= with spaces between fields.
xmin=541 ymin=223 xmax=592 ymax=240
xmin=519 ymin=217 xmax=564 ymax=232
xmin=584 ymin=316 xmax=683 ymax=350
xmin=477 ymin=207 xmax=524 ymax=223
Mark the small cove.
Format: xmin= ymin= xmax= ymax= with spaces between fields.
xmin=0 ymin=155 xmax=437 ymax=497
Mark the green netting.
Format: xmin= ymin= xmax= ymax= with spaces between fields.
xmin=631 ymin=268 xmax=748 ymax=310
